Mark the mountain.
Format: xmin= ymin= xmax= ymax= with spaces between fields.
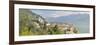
xmin=19 ymin=9 xmax=47 ymax=35
xmin=46 ymin=14 xmax=89 ymax=23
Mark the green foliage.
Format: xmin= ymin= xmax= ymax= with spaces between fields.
xmin=47 ymin=25 xmax=64 ymax=35
xmin=19 ymin=9 xmax=49 ymax=36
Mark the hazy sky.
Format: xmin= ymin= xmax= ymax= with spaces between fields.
xmin=31 ymin=9 xmax=89 ymax=18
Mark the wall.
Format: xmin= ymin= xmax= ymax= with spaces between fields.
xmin=0 ymin=0 xmax=97 ymax=45
xmin=15 ymin=0 xmax=95 ymax=5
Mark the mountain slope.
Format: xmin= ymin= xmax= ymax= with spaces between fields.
xmin=19 ymin=9 xmax=47 ymax=36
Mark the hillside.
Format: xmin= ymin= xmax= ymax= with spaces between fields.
xmin=19 ymin=9 xmax=47 ymax=36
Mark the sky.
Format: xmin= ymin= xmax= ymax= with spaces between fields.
xmin=31 ymin=9 xmax=89 ymax=18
